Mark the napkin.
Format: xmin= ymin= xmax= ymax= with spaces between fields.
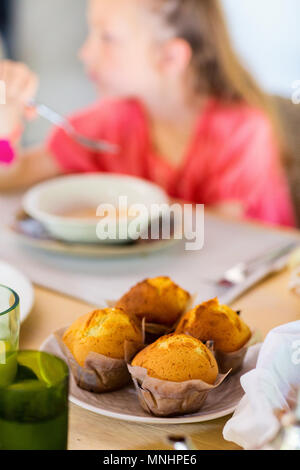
xmin=223 ymin=321 xmax=300 ymax=449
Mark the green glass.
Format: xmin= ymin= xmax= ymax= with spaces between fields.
xmin=0 ymin=285 xmax=20 ymax=388
xmin=0 ymin=351 xmax=69 ymax=450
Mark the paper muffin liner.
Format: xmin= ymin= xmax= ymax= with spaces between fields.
xmin=127 ymin=363 xmax=231 ymax=417
xmin=212 ymin=330 xmax=261 ymax=375
xmin=54 ymin=327 xmax=144 ymax=393
xmin=106 ymin=293 xmax=196 ymax=344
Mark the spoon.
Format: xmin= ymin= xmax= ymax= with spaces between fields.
xmin=29 ymin=101 xmax=119 ymax=154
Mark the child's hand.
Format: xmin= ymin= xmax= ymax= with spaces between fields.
xmin=0 ymin=60 xmax=39 ymax=139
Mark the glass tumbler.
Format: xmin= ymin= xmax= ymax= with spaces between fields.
xmin=0 ymin=285 xmax=20 ymax=388
xmin=0 ymin=350 xmax=69 ymax=450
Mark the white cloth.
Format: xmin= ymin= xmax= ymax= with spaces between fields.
xmin=223 ymin=321 xmax=300 ymax=449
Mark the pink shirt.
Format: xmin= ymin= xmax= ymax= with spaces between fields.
xmin=47 ymin=98 xmax=295 ymax=227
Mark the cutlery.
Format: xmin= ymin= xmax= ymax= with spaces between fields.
xmin=28 ymin=101 xmax=119 ymax=154
xmin=216 ymin=241 xmax=299 ymax=289
xmin=166 ymin=435 xmax=195 ymax=450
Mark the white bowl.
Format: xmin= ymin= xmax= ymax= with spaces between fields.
xmin=23 ymin=174 xmax=169 ymax=244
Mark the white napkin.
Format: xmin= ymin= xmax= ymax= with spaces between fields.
xmin=223 ymin=321 xmax=300 ymax=449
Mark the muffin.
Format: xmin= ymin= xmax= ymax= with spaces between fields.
xmin=132 ymin=334 xmax=218 ymax=384
xmin=63 ymin=308 xmax=143 ymax=367
xmin=116 ymin=276 xmax=191 ymax=327
xmin=129 ymin=333 xmax=228 ymax=417
xmin=176 ymin=298 xmax=251 ymax=353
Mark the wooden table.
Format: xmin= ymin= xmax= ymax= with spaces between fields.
xmin=19 ymin=262 xmax=300 ymax=450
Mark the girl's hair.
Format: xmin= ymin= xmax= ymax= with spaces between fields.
xmin=145 ymin=0 xmax=285 ymax=154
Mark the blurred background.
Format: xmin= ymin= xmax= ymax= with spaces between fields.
xmin=0 ymin=0 xmax=300 ymax=145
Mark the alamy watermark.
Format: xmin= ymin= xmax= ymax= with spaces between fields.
xmin=291 ymin=80 xmax=300 ymax=105
xmin=0 ymin=340 xmax=6 ymax=364
xmin=0 ymin=80 xmax=6 ymax=105
xmin=95 ymin=197 xmax=204 ymax=251
xmin=291 ymin=340 xmax=300 ymax=365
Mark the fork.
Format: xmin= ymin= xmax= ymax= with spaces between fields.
xmin=29 ymin=101 xmax=119 ymax=154
xmin=217 ymin=241 xmax=299 ymax=289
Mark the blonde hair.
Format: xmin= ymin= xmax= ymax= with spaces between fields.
xmin=144 ymin=0 xmax=285 ymax=154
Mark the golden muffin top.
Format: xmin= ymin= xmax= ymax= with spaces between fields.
xmin=176 ymin=298 xmax=251 ymax=353
xmin=116 ymin=276 xmax=191 ymax=326
xmin=132 ymin=333 xmax=218 ymax=384
xmin=63 ymin=308 xmax=143 ymax=366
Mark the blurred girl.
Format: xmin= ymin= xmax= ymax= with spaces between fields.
xmin=0 ymin=0 xmax=295 ymax=226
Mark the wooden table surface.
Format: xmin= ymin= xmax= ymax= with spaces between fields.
xmin=19 ymin=261 xmax=299 ymax=450
xmin=17 ymin=209 xmax=300 ymax=451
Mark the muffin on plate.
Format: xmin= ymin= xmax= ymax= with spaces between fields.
xmin=59 ymin=308 xmax=143 ymax=393
xmin=132 ymin=333 xmax=218 ymax=384
xmin=116 ymin=276 xmax=191 ymax=327
xmin=176 ymin=298 xmax=251 ymax=353
xmin=128 ymin=333 xmax=229 ymax=417
xmin=176 ymin=298 xmax=253 ymax=374
xmin=63 ymin=308 xmax=143 ymax=367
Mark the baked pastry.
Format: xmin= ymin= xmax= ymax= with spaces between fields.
xmin=116 ymin=276 xmax=191 ymax=326
xmin=132 ymin=333 xmax=218 ymax=384
xmin=176 ymin=298 xmax=251 ymax=353
xmin=63 ymin=308 xmax=143 ymax=367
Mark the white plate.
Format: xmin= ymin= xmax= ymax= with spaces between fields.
xmin=41 ymin=333 xmax=260 ymax=425
xmin=0 ymin=260 xmax=34 ymax=323
xmin=8 ymin=224 xmax=181 ymax=259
